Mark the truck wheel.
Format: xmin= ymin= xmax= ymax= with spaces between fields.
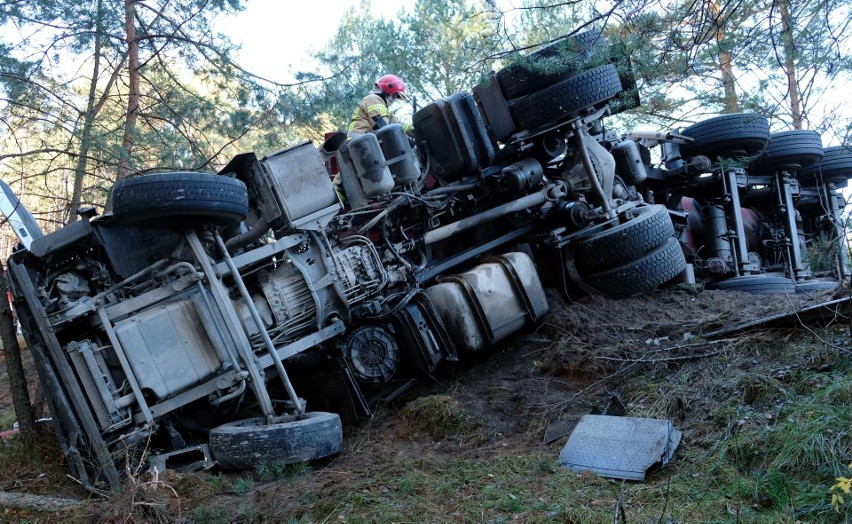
xmin=581 ymin=237 xmax=686 ymax=298
xmin=209 ymin=412 xmax=343 ymax=470
xmin=112 ymin=172 xmax=249 ymax=227
xmin=706 ymin=274 xmax=796 ymax=294
xmin=795 ymin=278 xmax=840 ymax=293
xmin=573 ymin=205 xmax=674 ymax=272
xmin=750 ymin=130 xmax=824 ymax=173
xmin=679 ymin=113 xmax=770 ymax=161
xmin=508 ymin=64 xmax=622 ymax=131
xmin=497 ymin=29 xmax=608 ymax=99
xmin=797 ymin=146 xmax=852 ymax=186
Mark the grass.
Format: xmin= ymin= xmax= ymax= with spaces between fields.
xmin=803 ymin=231 xmax=842 ymax=274
xmin=233 ymin=475 xmax=255 ymax=495
xmin=722 ymin=375 xmax=852 ymax=512
xmin=0 ymin=408 xmax=17 ymax=431
xmin=399 ymin=394 xmax=484 ymax=443
xmin=554 ymin=326 xmax=852 ymax=524
xmin=1 ymin=309 xmax=850 ymax=522
xmin=254 ymin=460 xmax=310 ymax=482
xmin=302 ymin=453 xmax=627 ymax=522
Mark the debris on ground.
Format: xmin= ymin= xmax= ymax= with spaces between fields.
xmin=558 ymin=414 xmax=682 ymax=481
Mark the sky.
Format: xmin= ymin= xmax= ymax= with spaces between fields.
xmin=215 ymin=0 xmax=418 ymax=84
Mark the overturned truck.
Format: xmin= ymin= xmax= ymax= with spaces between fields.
xmin=5 ymin=29 xmax=694 ymax=491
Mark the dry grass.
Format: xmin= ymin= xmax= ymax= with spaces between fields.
xmin=399 ymin=394 xmax=484 ymax=443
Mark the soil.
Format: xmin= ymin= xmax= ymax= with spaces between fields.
xmin=201 ymin=285 xmax=839 ymax=518
xmin=0 ymin=284 xmax=844 ymax=520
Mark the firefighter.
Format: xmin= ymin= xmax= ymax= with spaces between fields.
xmin=348 ymin=74 xmax=414 ymax=137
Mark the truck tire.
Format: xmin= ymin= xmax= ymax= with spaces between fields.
xmin=750 ymin=130 xmax=824 ymax=173
xmin=209 ymin=412 xmax=343 ymax=470
xmin=794 ymin=278 xmax=841 ymax=293
xmin=112 ymin=172 xmax=248 ymax=227
xmin=679 ymin=113 xmax=770 ymax=161
xmin=508 ymin=64 xmax=622 ymax=131
xmin=574 ymin=205 xmax=675 ymax=272
xmin=706 ymin=274 xmax=796 ymax=294
xmin=581 ymin=237 xmax=686 ymax=298
xmin=496 ymin=29 xmax=608 ymax=99
xmin=797 ymin=146 xmax=852 ymax=186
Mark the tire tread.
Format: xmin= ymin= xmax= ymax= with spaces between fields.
xmin=112 ymin=172 xmax=248 ymax=226
xmin=582 ymin=237 xmax=686 ymax=298
xmin=497 ymin=29 xmax=608 ymax=99
xmin=509 ymin=64 xmax=622 ymax=131
xmin=209 ymin=412 xmax=343 ymax=470
xmin=679 ymin=113 xmax=770 ymax=160
xmin=574 ymin=205 xmax=675 ymax=272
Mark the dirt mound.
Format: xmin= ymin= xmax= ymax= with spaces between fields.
xmin=333 ymin=286 xmax=823 ymax=463
xmin=198 ymin=285 xmax=846 ymax=522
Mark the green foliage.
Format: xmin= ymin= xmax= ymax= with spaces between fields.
xmin=289 ymin=1 xmax=398 ymax=134
xmin=194 ymin=505 xmax=227 ymax=524
xmin=235 ymin=501 xmax=261 ymax=522
xmin=831 ymin=465 xmax=852 ymax=512
xmin=254 ymin=460 xmax=311 ymax=482
xmin=0 ymin=0 xmax=277 ymax=237
xmin=803 ymin=231 xmax=841 ymax=274
xmin=513 ymin=0 xmax=586 ymax=47
xmin=399 ymin=0 xmax=504 ymax=98
xmin=719 ymin=374 xmax=852 ymax=519
xmin=293 ymin=0 xmax=504 ymax=137
xmin=233 ymin=475 xmax=255 ymax=496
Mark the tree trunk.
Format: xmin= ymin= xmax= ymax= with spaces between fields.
xmin=0 ymin=491 xmax=82 ymax=512
xmin=0 ymin=266 xmax=35 ymax=450
xmin=710 ymin=0 xmax=739 ymax=113
xmin=69 ymin=0 xmax=105 ymax=224
xmin=115 ymin=0 xmax=140 ymax=194
xmin=779 ymin=0 xmax=802 ymax=129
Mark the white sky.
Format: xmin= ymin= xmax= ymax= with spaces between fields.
xmin=216 ymin=0 xmax=417 ymax=83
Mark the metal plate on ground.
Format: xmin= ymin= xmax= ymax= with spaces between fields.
xmin=558 ymin=415 xmax=682 ymax=481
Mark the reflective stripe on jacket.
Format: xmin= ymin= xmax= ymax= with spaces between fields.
xmin=347 ymin=93 xmax=414 ymax=136
xmin=348 ymin=93 xmax=392 ymax=135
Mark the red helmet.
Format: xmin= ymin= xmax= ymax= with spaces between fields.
xmin=375 ymin=74 xmax=408 ymax=100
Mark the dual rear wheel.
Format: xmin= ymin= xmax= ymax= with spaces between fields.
xmin=570 ymin=205 xmax=686 ymax=298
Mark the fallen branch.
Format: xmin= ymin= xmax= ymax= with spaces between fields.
xmin=595 ymin=348 xmax=726 ymax=363
xmin=64 ymin=474 xmax=111 ymax=498
xmin=594 ymin=339 xmax=732 ymax=363
xmin=0 ymin=491 xmax=84 ymax=512
xmin=614 ymin=480 xmax=627 ymax=523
